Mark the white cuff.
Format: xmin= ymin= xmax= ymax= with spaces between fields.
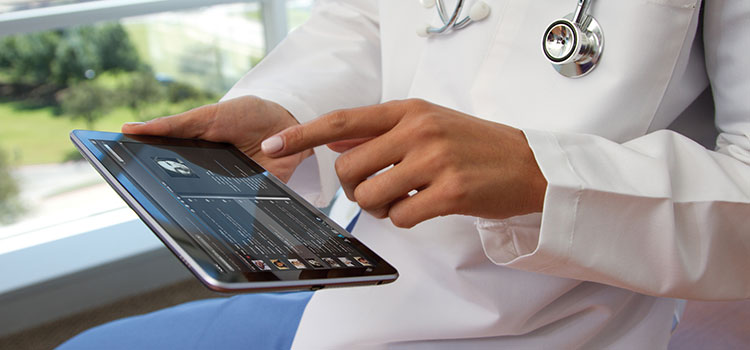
xmin=476 ymin=129 xmax=583 ymax=272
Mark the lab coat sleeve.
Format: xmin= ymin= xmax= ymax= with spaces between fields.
xmin=476 ymin=0 xmax=750 ymax=300
xmin=220 ymin=0 xmax=382 ymax=207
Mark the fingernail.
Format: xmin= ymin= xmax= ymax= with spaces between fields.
xmin=124 ymin=122 xmax=145 ymax=126
xmin=261 ymin=135 xmax=284 ymax=154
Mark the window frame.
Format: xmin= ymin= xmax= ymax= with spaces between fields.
xmin=0 ymin=0 xmax=293 ymax=337
xmin=0 ymin=0 xmax=288 ymax=51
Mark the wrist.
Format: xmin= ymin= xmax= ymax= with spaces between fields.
xmin=519 ymin=131 xmax=548 ymax=214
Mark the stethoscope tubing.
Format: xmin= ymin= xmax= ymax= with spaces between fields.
xmin=421 ymin=0 xmax=602 ymax=78
xmin=429 ymin=0 xmax=467 ymax=34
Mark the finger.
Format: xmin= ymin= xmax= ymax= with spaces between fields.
xmin=121 ymin=103 xmax=218 ymax=138
xmin=362 ymin=194 xmax=410 ymax=219
xmin=387 ymin=186 xmax=452 ymax=228
xmin=262 ymin=102 xmax=407 ymax=157
xmin=327 ymin=137 xmax=373 ymax=153
xmin=353 ymin=161 xmax=430 ymax=218
xmin=335 ymin=130 xmax=406 ymax=200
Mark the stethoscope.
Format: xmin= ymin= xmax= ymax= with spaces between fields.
xmin=417 ymin=0 xmax=604 ymax=78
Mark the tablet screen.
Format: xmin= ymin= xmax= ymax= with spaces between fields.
xmin=72 ymin=130 xmax=396 ymax=290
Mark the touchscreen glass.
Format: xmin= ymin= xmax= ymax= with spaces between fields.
xmin=83 ymin=134 xmax=383 ymax=284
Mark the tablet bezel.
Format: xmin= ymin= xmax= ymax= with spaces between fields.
xmin=71 ymin=129 xmax=398 ymax=293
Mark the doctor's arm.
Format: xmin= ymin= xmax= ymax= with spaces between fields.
xmin=261 ymin=99 xmax=548 ymax=227
xmin=476 ymin=0 xmax=750 ymax=300
xmin=125 ymin=0 xmax=381 ymax=206
xmin=265 ymin=1 xmax=750 ymax=300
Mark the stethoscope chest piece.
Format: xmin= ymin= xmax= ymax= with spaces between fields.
xmin=543 ymin=0 xmax=603 ymax=78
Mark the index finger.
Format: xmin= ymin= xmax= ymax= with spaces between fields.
xmin=262 ymin=101 xmax=406 ymax=157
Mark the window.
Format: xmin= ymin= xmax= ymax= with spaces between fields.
xmin=0 ymin=0 xmax=315 ymax=337
xmin=0 ymin=0 xmax=313 ymax=239
xmin=0 ymin=0 xmax=317 ymax=295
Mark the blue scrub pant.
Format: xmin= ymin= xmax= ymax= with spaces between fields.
xmin=59 ymin=211 xmax=360 ymax=349
xmin=57 ymin=291 xmax=313 ymax=350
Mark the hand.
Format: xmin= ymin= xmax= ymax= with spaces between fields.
xmin=122 ymin=96 xmax=312 ymax=183
xmin=261 ymin=99 xmax=547 ymax=228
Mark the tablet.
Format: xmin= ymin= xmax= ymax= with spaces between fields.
xmin=71 ymin=130 xmax=398 ymax=293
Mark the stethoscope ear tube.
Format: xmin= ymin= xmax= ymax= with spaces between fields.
xmin=417 ymin=0 xmax=490 ymax=37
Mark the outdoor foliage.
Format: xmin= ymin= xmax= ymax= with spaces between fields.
xmin=55 ymin=70 xmax=217 ymax=127
xmin=57 ymin=79 xmax=116 ymax=129
xmin=0 ymin=147 xmax=24 ymax=224
xmin=0 ymin=23 xmax=142 ymax=87
xmin=92 ymin=23 xmax=142 ymax=73
xmin=0 ymin=21 xmax=220 ymax=164
xmin=0 ymin=31 xmax=59 ymax=86
xmin=1 ymin=23 xmax=219 ymax=129
xmin=122 ymin=71 xmax=167 ymax=119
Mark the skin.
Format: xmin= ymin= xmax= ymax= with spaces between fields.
xmin=264 ymin=99 xmax=547 ymax=228
xmin=122 ymin=96 xmax=312 ymax=183
xmin=124 ymin=97 xmax=547 ymax=229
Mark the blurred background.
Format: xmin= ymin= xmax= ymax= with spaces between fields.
xmin=0 ymin=1 xmax=316 ymax=348
xmin=0 ymin=0 xmax=313 ymax=233
xmin=0 ymin=1 xmax=747 ymax=349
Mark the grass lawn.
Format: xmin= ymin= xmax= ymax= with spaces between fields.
xmin=0 ymin=102 xmax=160 ymax=166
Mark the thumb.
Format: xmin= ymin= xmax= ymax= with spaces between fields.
xmin=121 ymin=103 xmax=218 ymax=138
xmin=121 ymin=121 xmax=148 ymax=134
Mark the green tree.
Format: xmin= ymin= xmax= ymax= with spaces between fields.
xmin=167 ymin=81 xmax=206 ymax=103
xmin=0 ymin=23 xmax=143 ymax=88
xmin=50 ymin=26 xmax=102 ymax=85
xmin=58 ymin=79 xmax=115 ymax=129
xmin=96 ymin=23 xmax=141 ymax=72
xmin=0 ymin=147 xmax=24 ymax=225
xmin=122 ymin=71 xmax=166 ymax=120
xmin=0 ymin=31 xmax=61 ymax=85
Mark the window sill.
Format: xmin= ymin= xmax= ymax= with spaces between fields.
xmin=0 ymin=186 xmax=356 ymax=338
xmin=0 ymin=208 xmax=192 ymax=337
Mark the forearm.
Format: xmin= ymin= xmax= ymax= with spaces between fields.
xmin=479 ymin=128 xmax=750 ymax=300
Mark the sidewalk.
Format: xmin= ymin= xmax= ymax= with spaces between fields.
xmin=0 ymin=161 xmax=132 ymax=244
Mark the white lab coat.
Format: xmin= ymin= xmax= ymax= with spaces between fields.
xmin=222 ymin=0 xmax=750 ymax=348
